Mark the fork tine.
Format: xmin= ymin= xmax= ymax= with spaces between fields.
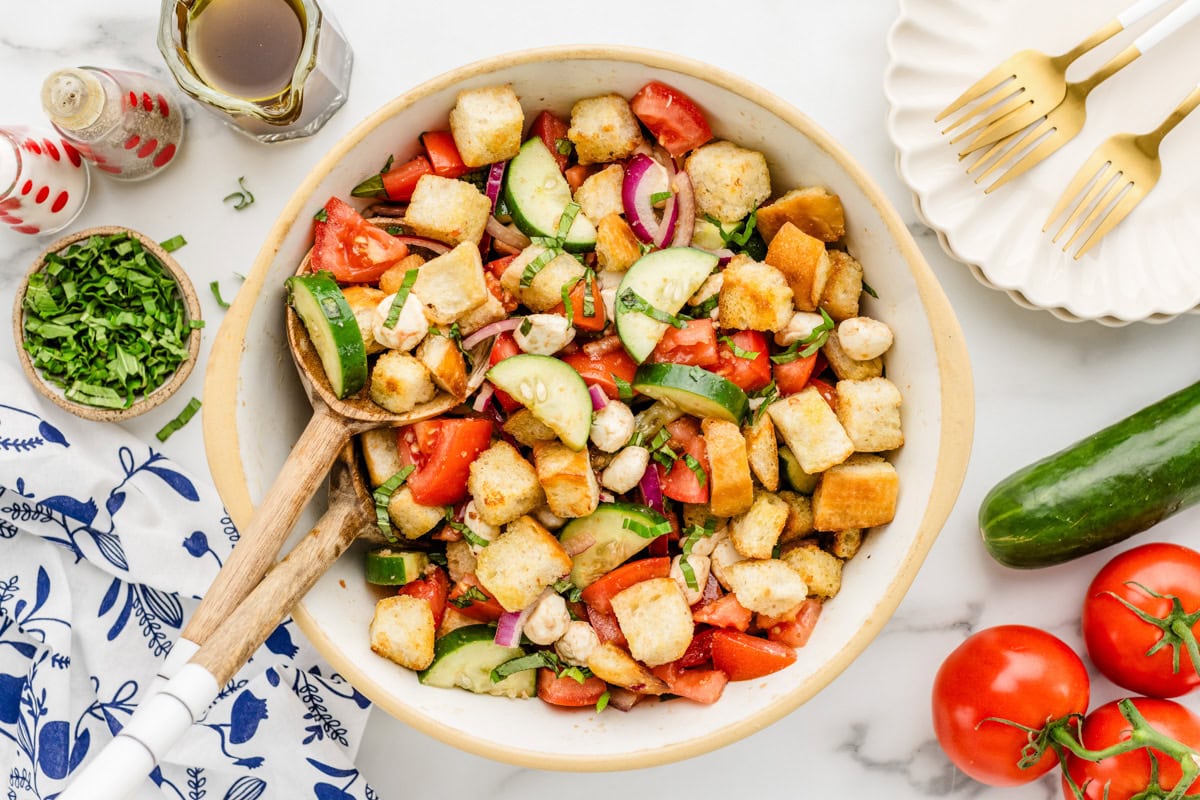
xmin=984 ymin=124 xmax=1065 ymax=193
xmin=970 ymin=119 xmax=1051 ymax=184
xmin=1072 ymin=186 xmax=1143 ymax=259
xmin=957 ymin=96 xmax=1044 ymax=153
xmin=963 ymin=137 xmax=1007 ymax=173
xmin=1045 ymin=152 xmax=1112 ymax=233
xmin=947 ymin=91 xmax=1030 ymax=143
xmin=1053 ymin=167 xmax=1118 ymax=245
xmin=1063 ymin=178 xmax=1126 ymax=253
xmin=935 ymin=64 xmax=1019 ymax=123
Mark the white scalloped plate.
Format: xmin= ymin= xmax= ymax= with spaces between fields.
xmin=885 ymin=0 xmax=1200 ymax=325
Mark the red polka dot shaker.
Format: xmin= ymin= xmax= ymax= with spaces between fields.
xmin=41 ymin=66 xmax=184 ymax=182
xmin=0 ymin=126 xmax=89 ymax=236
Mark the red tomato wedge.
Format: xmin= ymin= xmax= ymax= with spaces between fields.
xmin=651 ymin=662 xmax=728 ymax=704
xmin=421 ymin=130 xmax=471 ymax=178
xmin=537 ymin=669 xmax=608 ymax=707
xmin=562 ymin=348 xmax=638 ymax=400
xmin=774 ymin=352 xmax=818 ymax=396
xmin=488 ymin=332 xmax=524 ymax=412
xmin=630 ymin=81 xmax=714 ymax=157
xmin=711 ymin=630 xmax=797 ymax=681
xmin=660 ymin=418 xmax=709 ymax=504
xmin=580 ymin=558 xmax=672 ymax=615
xmin=312 ymin=197 xmax=410 ymax=283
xmin=649 ymin=319 xmax=718 ymax=367
xmin=530 ymin=110 xmax=571 ymax=172
xmin=677 ymin=627 xmax=717 ymax=668
xmin=586 ymin=605 xmax=628 ymax=648
xmin=551 ymin=277 xmax=607 ymax=332
xmin=396 ymin=566 xmax=449 ymax=629
xmin=711 ymin=330 xmax=771 ymax=392
xmin=397 ymin=419 xmax=493 ymax=507
xmin=447 ymin=575 xmax=505 ymax=622
xmin=692 ymin=594 xmax=752 ymax=632
xmin=763 ymin=599 xmax=822 ymax=647
xmin=565 ymin=164 xmax=594 ymax=193
xmin=809 ymin=377 xmax=837 ymax=409
xmin=381 ymin=155 xmax=433 ymax=201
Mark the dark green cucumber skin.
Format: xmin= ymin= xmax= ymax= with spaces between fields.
xmin=980 ymin=381 xmax=1200 ymax=568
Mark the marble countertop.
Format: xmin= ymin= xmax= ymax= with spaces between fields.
xmin=4 ymin=1 xmax=1200 ymax=798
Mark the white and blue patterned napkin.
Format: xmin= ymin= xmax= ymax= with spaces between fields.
xmin=0 ymin=362 xmax=379 ymax=800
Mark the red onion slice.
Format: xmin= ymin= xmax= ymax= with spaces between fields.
xmin=623 ymin=153 xmax=670 ymax=244
xmin=639 ymin=463 xmax=664 ymax=512
xmin=494 ymin=606 xmax=532 ymax=648
xmin=588 ymin=384 xmax=608 ymax=411
xmin=485 ymin=161 xmax=506 ymax=210
xmin=461 ymin=317 xmax=524 ymax=349
xmin=607 ymin=686 xmax=643 ymax=712
xmin=472 ymin=382 xmax=495 ymax=412
xmin=486 ymin=215 xmax=531 ymax=250
xmin=392 ymin=235 xmax=451 ymax=255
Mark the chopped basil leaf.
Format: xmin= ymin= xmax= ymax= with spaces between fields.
xmin=519 ymin=317 xmax=533 ymax=336
xmin=559 ymin=666 xmax=590 ymax=684
xmin=383 ymin=269 xmax=419 ymax=329
xmin=372 ymin=465 xmax=415 ymax=541
xmin=154 ymin=397 xmax=201 ymax=442
xmin=222 ymin=176 xmax=254 ymax=210
xmin=555 ymin=137 xmax=574 ymax=156
xmin=159 ymin=235 xmax=187 ymax=253
xmin=490 ymin=651 xmax=557 ymax=682
xmin=614 ymin=374 xmax=634 ymax=402
xmin=520 ymin=247 xmax=558 ymax=287
xmin=552 ymin=578 xmax=584 ymax=603
xmin=691 ymin=294 xmax=719 ymax=317
xmin=638 ymin=240 xmax=654 ymax=256
xmin=705 ymin=208 xmax=759 ymax=249
xmin=560 ymin=280 xmax=575 ymax=325
xmin=381 ymin=154 xmax=395 ymax=173
xmin=555 ymin=202 xmax=581 ymax=242
xmin=209 ymin=280 xmax=230 ymax=309
xmin=582 ymin=269 xmax=596 ymax=319
xmin=683 ymin=454 xmax=707 ymax=488
xmin=751 ymin=381 xmax=779 ymax=425
xmin=386 ymin=225 xmax=404 ymax=236
xmin=678 ymin=556 xmax=698 ymax=591
xmin=771 ymin=543 xmax=782 ymax=559
xmin=621 ymin=517 xmax=672 ymax=539
xmin=596 ymin=690 xmax=611 ymax=713
xmin=618 ymin=288 xmax=687 ymax=329
xmin=650 ymin=191 xmax=672 ymax=205
xmin=459 ymin=169 xmax=488 ymax=193
xmin=862 ymin=280 xmax=879 ymax=299
xmin=428 ymin=552 xmax=448 ymax=567
xmin=770 ymin=308 xmax=834 ymax=364
xmin=441 ymin=506 xmax=478 ymax=544
xmin=720 ymin=335 xmax=759 ymax=360
xmin=450 ymin=585 xmax=488 ymax=608
xmin=314 ymin=208 xmax=328 ymax=222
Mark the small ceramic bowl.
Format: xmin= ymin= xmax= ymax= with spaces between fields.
xmin=13 ymin=225 xmax=202 ymax=422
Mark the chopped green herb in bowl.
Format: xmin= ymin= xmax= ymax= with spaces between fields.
xmin=13 ymin=226 xmax=203 ymax=422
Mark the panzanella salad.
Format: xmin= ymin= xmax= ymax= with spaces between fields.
xmin=286 ymin=80 xmax=903 ymax=711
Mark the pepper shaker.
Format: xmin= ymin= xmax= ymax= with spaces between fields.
xmin=42 ymin=66 xmax=184 ymax=181
xmin=0 ymin=126 xmax=89 ymax=236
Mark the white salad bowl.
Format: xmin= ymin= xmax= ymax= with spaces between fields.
xmin=203 ymin=46 xmax=973 ymax=771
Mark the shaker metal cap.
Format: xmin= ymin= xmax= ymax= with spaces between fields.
xmin=42 ymin=68 xmax=105 ymax=131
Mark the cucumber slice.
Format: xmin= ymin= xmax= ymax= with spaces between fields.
xmin=417 ymin=624 xmax=535 ymax=698
xmin=503 ymin=138 xmax=596 ymax=252
xmin=632 ymin=363 xmax=748 ymax=424
xmin=487 ymin=354 xmax=592 ymax=450
xmin=364 ymin=548 xmax=429 ymax=585
xmin=560 ymin=503 xmax=669 ymax=588
xmin=285 ymin=272 xmax=367 ymax=399
xmin=779 ymin=446 xmax=819 ymax=494
xmin=615 ymin=247 xmax=718 ymax=363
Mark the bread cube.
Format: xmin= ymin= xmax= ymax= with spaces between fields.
xmin=359 ymin=428 xmax=403 ymax=488
xmin=836 ymin=377 xmax=904 ymax=453
xmin=501 ymin=245 xmax=587 ymax=312
xmin=574 ymin=164 xmax=625 ymax=222
xmin=370 ymin=351 xmax=438 ymax=414
xmin=467 ymin=441 xmax=544 ymax=526
xmin=756 ymin=186 xmax=846 ymax=243
xmin=533 ymin=441 xmax=600 ymax=519
xmin=721 ymin=559 xmax=809 ymax=617
xmin=701 ymin=418 xmax=753 ymax=517
xmin=777 ymin=490 xmax=815 ymax=544
xmin=503 ymin=409 xmax=559 ymax=448
xmin=416 ymin=331 xmax=468 ymax=400
xmin=437 ymin=605 xmax=480 ymax=638
xmin=386 ymin=486 xmax=443 ymax=540
xmin=456 ymin=292 xmax=507 ymax=336
xmin=818 ymin=250 xmax=863 ymax=322
xmin=587 ymin=642 xmax=668 ymax=694
xmin=708 ymin=528 xmax=747 ymax=591
xmin=812 ymin=454 xmax=899 ymax=531
xmin=781 ymin=541 xmax=843 ymax=599
xmin=730 ymin=491 xmax=790 ymax=559
xmin=824 ymin=528 xmax=864 ymax=559
xmin=743 ymin=413 xmax=779 ymax=492
xmin=822 ymin=330 xmax=883 ymax=381
xmin=378 ymin=253 xmax=426 ymax=295
xmin=412 ymin=242 xmax=489 ymax=325
xmin=448 ymin=85 xmax=524 ymax=168
xmin=610 ymin=577 xmax=695 ymax=667
xmin=764 ymin=222 xmax=831 ymax=312
xmin=567 ymin=94 xmax=644 ymax=165
xmin=404 ymin=174 xmax=492 ymax=246
xmin=595 ymin=214 xmax=643 ymax=272
xmin=718 ymin=256 xmax=794 ymax=332
xmin=685 ymin=141 xmax=771 ymax=223
xmin=369 ymin=595 xmax=435 ymax=670
xmin=474 ymin=515 xmax=572 ymax=611
xmin=767 ymin=387 xmax=854 ymax=474
xmin=444 ymin=539 xmax=477 ymax=583
xmin=341 ymin=285 xmax=387 ymax=355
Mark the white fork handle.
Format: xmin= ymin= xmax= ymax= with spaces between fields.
xmin=1118 ymin=0 xmax=1176 ymax=28
xmin=1136 ymin=0 xmax=1200 ymax=51
xmin=57 ymin=664 xmax=220 ymax=800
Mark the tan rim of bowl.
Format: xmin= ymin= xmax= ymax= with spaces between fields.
xmin=13 ymin=225 xmax=202 ymax=422
xmin=203 ymin=45 xmax=975 ymax=771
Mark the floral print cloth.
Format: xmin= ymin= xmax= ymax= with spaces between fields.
xmin=0 ymin=364 xmax=378 ymax=800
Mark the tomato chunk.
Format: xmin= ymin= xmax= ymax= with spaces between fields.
xmin=530 ymin=110 xmax=571 ymax=173
xmin=660 ymin=418 xmax=709 ymax=504
xmin=537 ymin=668 xmax=608 ymax=707
xmin=312 ymin=197 xmax=409 ymax=283
xmin=711 ymin=630 xmax=797 ymax=681
xmin=773 ymin=352 xmax=818 ymax=396
xmin=809 ymin=377 xmax=837 ymax=409
xmin=649 ymin=319 xmax=718 ymax=367
xmin=580 ymin=557 xmax=672 ymax=615
xmin=399 ymin=419 xmax=493 ymax=507
xmin=562 ymin=348 xmax=638 ymax=400
xmin=488 ymin=332 xmax=524 ymax=412
xmin=446 ymin=575 xmax=505 ymax=622
xmin=381 ymin=155 xmax=433 ymax=201
xmin=565 ymin=164 xmax=594 ymax=193
xmin=712 ymin=330 xmax=771 ymax=392
xmin=396 ymin=566 xmax=449 ymax=628
xmin=551 ymin=277 xmax=606 ymax=332
xmin=421 ymin=130 xmax=471 ymax=179
xmin=762 ymin=599 xmax=822 ymax=648
xmin=586 ymin=605 xmax=628 ymax=648
xmin=677 ymin=627 xmax=717 ymax=668
xmin=692 ymin=594 xmax=752 ymax=632
xmin=651 ymin=662 xmax=728 ymax=704
xmin=630 ymin=81 xmax=713 ymax=157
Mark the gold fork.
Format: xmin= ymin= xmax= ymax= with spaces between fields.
xmin=966 ymin=0 xmax=1200 ymax=193
xmin=937 ymin=0 xmax=1175 ymax=150
xmin=1044 ymin=83 xmax=1200 ymax=258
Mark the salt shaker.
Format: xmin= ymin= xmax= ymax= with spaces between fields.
xmin=41 ymin=66 xmax=184 ymax=181
xmin=0 ymin=126 xmax=89 ymax=236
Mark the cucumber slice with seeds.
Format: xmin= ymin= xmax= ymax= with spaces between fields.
xmin=285 ymin=272 xmax=367 ymax=399
xmin=615 ymin=247 xmax=718 ymax=363
xmin=418 ymin=624 xmax=535 ymax=698
xmin=559 ymin=503 xmax=669 ymax=588
xmin=487 ymin=354 xmax=592 ymax=450
xmin=632 ymin=363 xmax=748 ymax=424
xmin=503 ymin=138 xmax=596 ymax=252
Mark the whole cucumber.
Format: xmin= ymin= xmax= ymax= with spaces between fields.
xmin=980 ymin=380 xmax=1200 ymax=568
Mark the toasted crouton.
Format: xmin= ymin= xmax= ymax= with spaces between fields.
xmin=610 ymin=577 xmax=695 ymax=667
xmin=412 ymin=242 xmax=489 ymax=325
xmin=767 ymin=387 xmax=854 ymax=474
xmin=781 ymin=541 xmax=843 ymax=599
xmin=764 ymin=222 xmax=831 ymax=312
xmin=416 ymin=331 xmax=468 ymax=400
xmin=567 ymin=94 xmax=644 ymax=165
xmin=503 ymin=409 xmax=559 ymax=447
xmin=378 ymin=253 xmax=426 ymax=295
xmin=756 ymin=186 xmax=846 ymax=243
xmin=404 ymin=174 xmax=492 ymax=246
xmin=730 ymin=491 xmax=790 ymax=559
xmin=437 ymin=605 xmax=479 ymax=637
xmin=444 ymin=539 xmax=477 ymax=583
xmin=595 ymin=214 xmax=643 ymax=272
xmin=718 ymin=256 xmax=794 ymax=332
xmin=448 ymin=85 xmax=524 ymax=168
xmin=722 ymin=559 xmax=809 ymax=617
xmin=501 ymin=245 xmax=587 ymax=312
xmin=708 ymin=528 xmax=746 ymax=591
xmin=533 ymin=441 xmax=600 ymax=519
xmin=456 ymin=292 xmax=507 ymax=336
xmin=369 ymin=595 xmax=435 ymax=670
xmin=822 ymin=330 xmax=883 ymax=381
xmin=743 ymin=413 xmax=779 ymax=491
xmin=573 ymin=164 xmax=625 ymax=222
xmin=681 ymin=503 xmax=725 ymax=532
xmin=359 ymin=428 xmax=403 ymax=488
xmin=474 ymin=515 xmax=572 ymax=611
xmin=812 ymin=454 xmax=899 ymax=531
xmin=370 ymin=351 xmax=438 ymax=414
xmin=777 ymin=490 xmax=815 ymax=544
xmin=818 ymin=250 xmax=863 ymax=322
xmin=467 ymin=441 xmax=543 ymax=526
xmin=701 ymin=418 xmax=753 ymax=517
xmin=341 ymin=286 xmax=387 ymax=356
xmin=836 ymin=377 xmax=904 ymax=453
xmin=587 ymin=642 xmax=668 ymax=694
xmin=685 ymin=141 xmax=771 ymax=223
xmin=824 ymin=528 xmax=865 ymax=559
xmin=387 ymin=486 xmax=444 ymax=540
